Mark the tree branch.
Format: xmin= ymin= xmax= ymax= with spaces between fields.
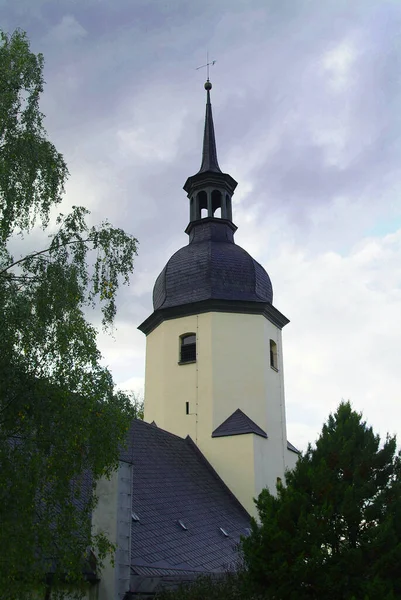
xmin=0 ymin=237 xmax=94 ymax=275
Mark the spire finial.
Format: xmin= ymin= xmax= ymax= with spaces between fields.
xmin=196 ymin=51 xmax=216 ymax=82
xmin=194 ymin=55 xmax=221 ymax=174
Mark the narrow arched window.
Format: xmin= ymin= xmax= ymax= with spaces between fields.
xmin=197 ymin=191 xmax=208 ymax=219
xmin=270 ymin=340 xmax=278 ymax=370
xmin=212 ymin=190 xmax=222 ymax=217
xmin=180 ymin=333 xmax=196 ymax=364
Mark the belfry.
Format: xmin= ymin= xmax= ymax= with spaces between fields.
xmin=139 ymin=80 xmax=298 ymax=516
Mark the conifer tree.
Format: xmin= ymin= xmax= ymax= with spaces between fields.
xmin=242 ymin=402 xmax=401 ymax=600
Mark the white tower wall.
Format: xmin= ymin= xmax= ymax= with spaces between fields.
xmin=144 ymin=310 xmax=291 ymax=516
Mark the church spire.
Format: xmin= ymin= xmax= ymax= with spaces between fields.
xmin=198 ymin=81 xmax=222 ymax=174
xmin=183 ymin=80 xmax=238 ymax=229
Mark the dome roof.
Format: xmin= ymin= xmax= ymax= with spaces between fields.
xmin=153 ymin=220 xmax=273 ymax=311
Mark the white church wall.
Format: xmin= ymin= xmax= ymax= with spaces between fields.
xmin=91 ymin=468 xmax=119 ymax=600
xmin=201 ymin=434 xmax=256 ymax=517
xmin=143 ymin=309 xmax=291 ymax=516
xmin=205 ymin=312 xmax=288 ymax=502
xmin=286 ymin=449 xmax=299 ymax=472
xmin=144 ymin=314 xmax=200 ymax=439
xmin=253 ymin=434 xmax=285 ymax=502
xmin=91 ymin=461 xmax=133 ymax=600
xmin=209 ymin=312 xmax=268 ymax=432
xmin=144 ymin=311 xmax=287 ymax=439
xmin=116 ymin=461 xmax=133 ymax=599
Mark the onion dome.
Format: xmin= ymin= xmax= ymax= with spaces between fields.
xmin=153 ymin=219 xmax=273 ymax=310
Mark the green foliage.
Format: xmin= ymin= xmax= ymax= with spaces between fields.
xmin=0 ymin=29 xmax=68 ymax=241
xmin=0 ymin=29 xmax=139 ymax=598
xmin=127 ymin=391 xmax=144 ymax=420
xmin=242 ymin=402 xmax=401 ymax=600
xmin=155 ymin=573 xmax=263 ymax=600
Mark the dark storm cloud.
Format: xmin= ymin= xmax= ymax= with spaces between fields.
xmin=2 ymin=0 xmax=400 ymax=263
xmin=2 ymin=0 xmax=401 ymax=445
xmin=212 ymin=1 xmax=401 ymax=245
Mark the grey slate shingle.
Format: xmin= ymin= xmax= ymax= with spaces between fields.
xmin=212 ymin=408 xmax=268 ymax=439
xmin=152 ymin=220 xmax=273 ymax=311
xmin=287 ymin=440 xmax=300 ymax=454
xmin=121 ymin=419 xmax=250 ymax=581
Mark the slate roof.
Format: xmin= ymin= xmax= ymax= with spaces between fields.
xmin=287 ymin=440 xmax=300 ymax=454
xmin=198 ymin=87 xmax=221 ymax=174
xmin=212 ymin=408 xmax=268 ymax=439
xmin=120 ymin=419 xmax=250 ymax=582
xmin=153 ymin=219 xmax=273 ymax=311
xmin=150 ymin=83 xmax=274 ymax=316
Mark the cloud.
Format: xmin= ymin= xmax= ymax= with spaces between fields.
xmin=45 ymin=15 xmax=87 ymax=43
xmin=116 ymin=84 xmax=189 ymax=163
xmin=322 ymin=37 xmax=358 ymax=92
xmin=264 ymin=229 xmax=401 ymax=450
xmin=2 ymin=0 xmax=401 ymax=452
xmin=116 ymin=376 xmax=144 ymax=397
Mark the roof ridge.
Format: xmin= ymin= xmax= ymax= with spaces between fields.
xmin=133 ymin=417 xmax=192 ymax=443
xmin=184 ymin=435 xmax=251 ymax=519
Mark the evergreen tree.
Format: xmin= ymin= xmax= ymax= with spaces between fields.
xmin=0 ymin=29 xmax=138 ymax=598
xmin=242 ymin=402 xmax=401 ymax=600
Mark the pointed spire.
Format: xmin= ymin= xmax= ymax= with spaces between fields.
xmin=183 ymin=79 xmax=238 ymax=229
xmin=198 ymin=80 xmax=222 ymax=174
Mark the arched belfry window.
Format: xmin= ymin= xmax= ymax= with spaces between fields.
xmin=270 ymin=340 xmax=278 ymax=371
xmin=212 ymin=190 xmax=222 ymax=217
xmin=197 ymin=191 xmax=208 ymax=219
xmin=179 ymin=333 xmax=196 ymax=364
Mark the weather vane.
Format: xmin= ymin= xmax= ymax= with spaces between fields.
xmin=196 ymin=51 xmax=216 ymax=81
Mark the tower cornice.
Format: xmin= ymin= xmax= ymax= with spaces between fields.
xmin=138 ymin=299 xmax=290 ymax=336
xmin=184 ymin=216 xmax=237 ymax=236
xmin=183 ymin=170 xmax=237 ymax=196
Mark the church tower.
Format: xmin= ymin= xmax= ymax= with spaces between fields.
xmin=139 ymin=80 xmax=298 ymax=517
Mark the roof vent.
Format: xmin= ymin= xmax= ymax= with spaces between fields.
xmin=131 ymin=512 xmax=140 ymax=522
xmin=219 ymin=527 xmax=229 ymax=537
xmin=244 ymin=527 xmax=251 ymax=536
xmin=177 ymin=519 xmax=187 ymax=531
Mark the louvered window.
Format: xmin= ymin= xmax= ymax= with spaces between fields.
xmin=180 ymin=334 xmax=196 ymax=363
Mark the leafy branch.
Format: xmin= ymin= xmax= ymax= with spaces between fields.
xmin=0 ymin=29 xmax=140 ymax=597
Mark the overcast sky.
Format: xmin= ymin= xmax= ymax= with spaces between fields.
xmin=2 ymin=0 xmax=401 ymax=450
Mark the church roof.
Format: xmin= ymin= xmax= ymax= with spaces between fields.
xmin=183 ymin=80 xmax=237 ymax=194
xmin=287 ymin=440 xmax=300 ymax=454
xmin=141 ymin=81 xmax=280 ymax=327
xmin=198 ymin=83 xmax=221 ymax=174
xmin=212 ymin=408 xmax=268 ymax=439
xmin=152 ymin=219 xmax=273 ymax=311
xmin=120 ymin=419 xmax=250 ymax=591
